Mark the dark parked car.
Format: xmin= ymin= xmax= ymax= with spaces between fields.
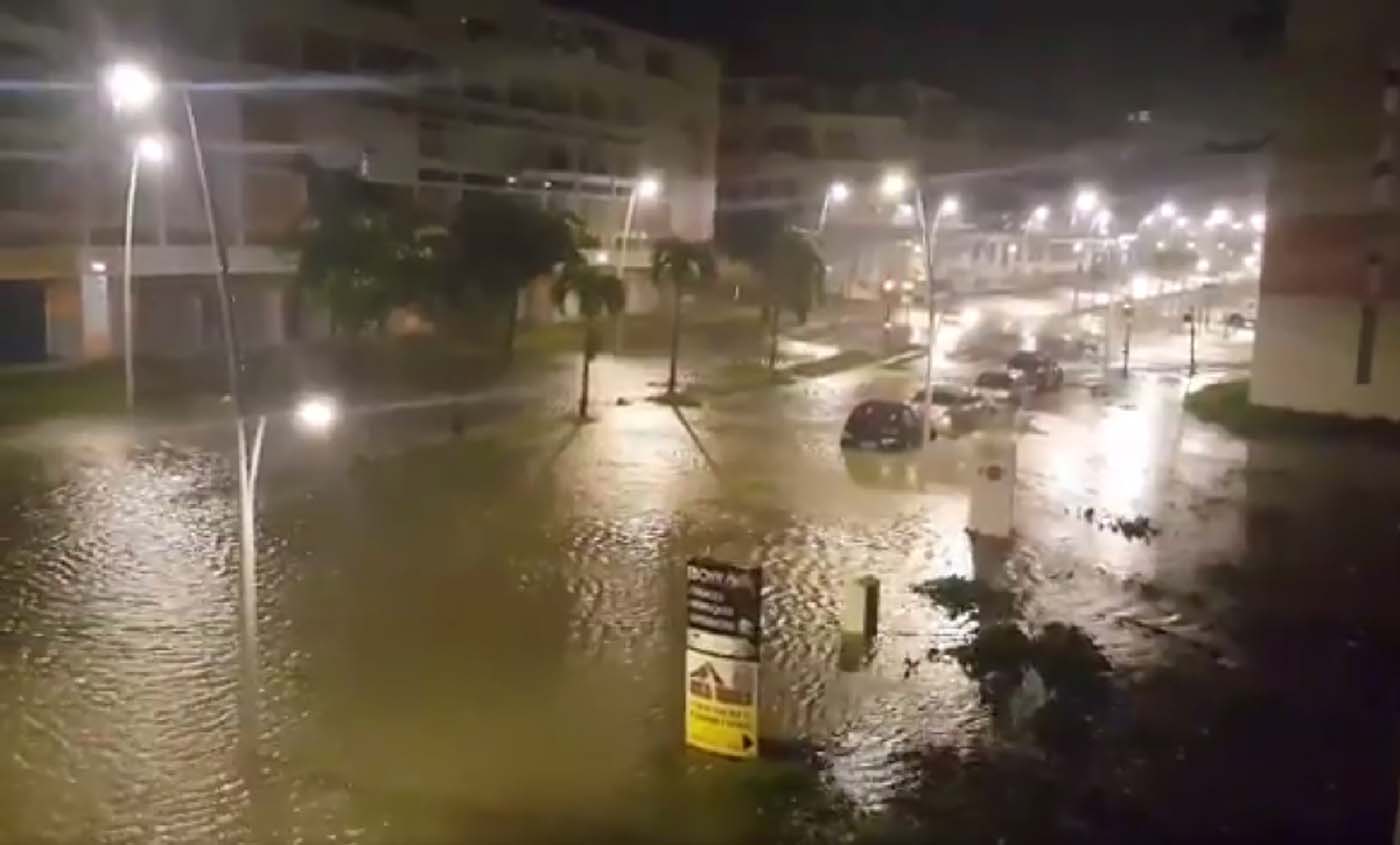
xmin=1007 ymin=350 xmax=1065 ymax=391
xmin=841 ymin=400 xmax=925 ymax=451
xmin=975 ymin=369 xmax=1033 ymax=407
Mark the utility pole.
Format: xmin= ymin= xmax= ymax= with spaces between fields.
xmin=1184 ymin=308 xmax=1197 ymax=377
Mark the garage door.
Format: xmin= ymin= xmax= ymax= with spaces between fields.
xmin=0 ymin=281 xmax=47 ymax=364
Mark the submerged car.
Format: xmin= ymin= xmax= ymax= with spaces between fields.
xmin=840 ymin=400 xmax=925 ymax=451
xmin=1006 ymin=350 xmax=1065 ymax=391
xmin=910 ymin=383 xmax=995 ymax=435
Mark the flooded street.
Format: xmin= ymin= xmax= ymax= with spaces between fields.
xmin=3 ymin=347 xmax=1400 ymax=842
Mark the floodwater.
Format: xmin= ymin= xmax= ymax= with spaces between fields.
xmin=2 ymin=348 xmax=1400 ymax=843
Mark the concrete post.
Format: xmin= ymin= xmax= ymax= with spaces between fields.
xmin=840 ymin=576 xmax=880 ymax=640
xmin=969 ymin=434 xmax=1017 ymax=539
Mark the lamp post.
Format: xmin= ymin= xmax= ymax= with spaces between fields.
xmin=884 ymin=170 xmax=958 ymax=437
xmin=615 ymin=174 xmax=661 ymax=280
xmin=817 ymin=180 xmax=849 ymax=232
xmin=105 ymin=62 xmax=334 ymax=810
xmin=118 ymin=134 xmax=166 ymax=412
xmin=613 ymin=174 xmax=660 ymax=351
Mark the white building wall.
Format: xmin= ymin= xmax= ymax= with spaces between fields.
xmin=1251 ymin=297 xmax=1400 ymax=419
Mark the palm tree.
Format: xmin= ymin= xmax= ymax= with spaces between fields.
xmin=650 ymin=239 xmax=716 ymax=396
xmin=552 ymin=263 xmax=625 ymax=419
xmin=759 ymin=229 xmax=827 ymax=372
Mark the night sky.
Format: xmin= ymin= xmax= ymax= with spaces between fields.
xmin=558 ymin=0 xmax=1288 ymax=134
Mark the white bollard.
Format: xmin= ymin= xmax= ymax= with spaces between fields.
xmin=969 ymin=434 xmax=1017 ymax=539
xmin=840 ymin=576 xmax=880 ymax=640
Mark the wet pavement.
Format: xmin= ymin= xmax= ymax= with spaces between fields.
xmin=2 ymin=328 xmax=1400 ymax=843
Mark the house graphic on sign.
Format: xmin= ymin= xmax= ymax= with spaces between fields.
xmin=688 ymin=661 xmax=754 ymax=706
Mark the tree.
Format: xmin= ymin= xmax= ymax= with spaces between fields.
xmin=757 ymin=228 xmax=827 ymax=372
xmin=293 ymin=168 xmax=428 ymax=338
xmin=650 ymin=239 xmax=716 ymax=396
xmin=443 ymin=192 xmax=578 ymax=361
xmin=552 ymin=263 xmax=625 ymax=419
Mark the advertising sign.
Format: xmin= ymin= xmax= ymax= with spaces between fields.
xmin=684 ymin=558 xmax=761 ymax=759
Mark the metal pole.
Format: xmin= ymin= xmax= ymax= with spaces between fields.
xmin=1188 ymin=308 xmax=1198 ymax=376
xmin=613 ymin=188 xmax=638 ymax=352
xmin=1121 ymin=306 xmax=1133 ymax=378
xmin=817 ymin=190 xmax=831 ymax=233
xmin=916 ymin=187 xmax=939 ymax=436
xmin=122 ymin=151 xmax=141 ymax=413
xmin=183 ymin=88 xmax=261 ymax=789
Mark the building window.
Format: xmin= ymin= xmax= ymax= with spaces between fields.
xmin=302 ymin=31 xmax=351 ymax=73
xmin=762 ymin=126 xmax=814 ymax=157
xmin=578 ymin=26 xmax=620 ymax=66
xmin=823 ymin=129 xmax=861 ymax=159
xmin=644 ymin=47 xmax=674 ymax=79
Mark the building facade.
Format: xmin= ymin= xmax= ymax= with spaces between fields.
xmin=1252 ymin=0 xmax=1400 ymax=419
xmin=0 ymin=0 xmax=719 ymax=364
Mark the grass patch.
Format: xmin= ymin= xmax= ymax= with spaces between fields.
xmin=1186 ymin=379 xmax=1400 ymax=441
xmin=0 ymin=364 xmax=126 ymax=427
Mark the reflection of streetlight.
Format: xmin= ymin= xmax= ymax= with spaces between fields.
xmin=817 ymin=180 xmax=849 ymax=231
xmin=1196 ymin=258 xmax=1211 ymax=273
xmin=120 ymin=133 xmax=168 ymax=412
xmin=294 ymin=394 xmax=340 ymax=434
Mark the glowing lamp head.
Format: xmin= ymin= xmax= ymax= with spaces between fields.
xmin=636 ymin=176 xmax=661 ymax=200
xmin=105 ymin=62 xmax=159 ymax=112
xmin=135 ymin=134 xmax=167 ymax=164
xmin=1074 ymin=188 xmax=1100 ymax=213
xmin=828 ymin=181 xmax=850 ymax=203
xmin=938 ymin=195 xmax=960 ymax=216
xmin=880 ymin=171 xmax=909 ymax=198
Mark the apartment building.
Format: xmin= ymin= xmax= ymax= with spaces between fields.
xmin=715 ymin=76 xmax=1070 ymax=299
xmin=0 ymin=0 xmax=719 ymax=364
xmin=1252 ymin=0 xmax=1400 ymax=419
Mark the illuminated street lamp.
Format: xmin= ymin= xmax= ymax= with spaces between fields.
xmin=1029 ymin=204 xmax=1050 ymax=228
xmin=1250 ymin=211 xmax=1266 ymax=233
xmin=880 ymin=170 xmax=910 ymax=198
xmin=817 ymin=180 xmax=849 ymax=231
xmin=104 ymin=62 xmax=159 ymax=112
xmin=615 ymin=173 xmax=662 ymax=279
xmin=1158 ymin=200 xmax=1179 ymax=220
xmin=939 ymin=195 xmax=961 ymax=216
xmin=119 ymin=133 xmax=168 ymax=412
xmin=1206 ymin=206 xmax=1233 ymax=228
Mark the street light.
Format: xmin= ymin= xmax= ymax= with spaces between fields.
xmin=939 ymin=195 xmax=961 ymax=217
xmin=817 ymin=180 xmax=849 ymax=231
xmin=119 ymin=133 xmax=168 ymax=412
xmin=1206 ymin=206 xmax=1233 ymax=228
xmin=880 ymin=170 xmax=909 ymax=198
xmin=615 ymin=173 xmax=662 ymax=279
xmin=1074 ymin=187 xmax=1100 ymax=216
xmin=107 ymin=58 xmax=269 ymax=797
xmin=1029 ymin=204 xmax=1050 ymax=228
xmin=1250 ymin=211 xmax=1266 ymax=233
xmin=104 ymin=62 xmax=159 ymax=112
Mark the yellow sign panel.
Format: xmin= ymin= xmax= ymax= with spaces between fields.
xmin=685 ymin=648 xmax=758 ymax=759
